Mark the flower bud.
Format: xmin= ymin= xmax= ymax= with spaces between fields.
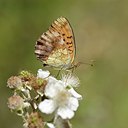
xmin=23 ymin=112 xmax=44 ymax=128
xmin=7 ymin=76 xmax=22 ymax=89
xmin=7 ymin=95 xmax=30 ymax=116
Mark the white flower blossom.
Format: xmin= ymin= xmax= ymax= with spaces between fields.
xmin=38 ymin=75 xmax=81 ymax=119
xmin=37 ymin=69 xmax=50 ymax=79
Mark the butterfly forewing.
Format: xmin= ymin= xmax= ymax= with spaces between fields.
xmin=35 ymin=17 xmax=75 ymax=69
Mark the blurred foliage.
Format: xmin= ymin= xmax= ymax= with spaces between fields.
xmin=0 ymin=0 xmax=128 ymax=128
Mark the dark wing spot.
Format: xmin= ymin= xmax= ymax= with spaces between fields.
xmin=51 ymin=25 xmax=55 ymax=29
xmin=66 ymin=42 xmax=72 ymax=44
xmin=40 ymin=37 xmax=47 ymax=42
xmin=68 ymin=45 xmax=72 ymax=48
xmin=36 ymin=40 xmax=43 ymax=45
xmin=67 ymin=36 xmax=72 ymax=38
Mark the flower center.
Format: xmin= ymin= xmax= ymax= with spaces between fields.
xmin=55 ymin=90 xmax=70 ymax=107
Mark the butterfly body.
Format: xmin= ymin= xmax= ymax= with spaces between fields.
xmin=35 ymin=17 xmax=75 ymax=69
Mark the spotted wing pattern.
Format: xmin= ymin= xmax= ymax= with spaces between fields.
xmin=35 ymin=17 xmax=76 ymax=69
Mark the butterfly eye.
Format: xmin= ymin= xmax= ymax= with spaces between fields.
xmin=43 ymin=64 xmax=48 ymax=67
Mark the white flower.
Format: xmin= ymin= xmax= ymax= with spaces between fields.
xmin=37 ymin=69 xmax=50 ymax=79
xmin=38 ymin=76 xmax=81 ymax=119
xmin=61 ymin=73 xmax=80 ymax=88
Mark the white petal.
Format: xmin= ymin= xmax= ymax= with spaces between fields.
xmin=45 ymin=78 xmax=64 ymax=98
xmin=37 ymin=69 xmax=50 ymax=78
xmin=67 ymin=97 xmax=79 ymax=111
xmin=38 ymin=99 xmax=56 ymax=114
xmin=47 ymin=123 xmax=55 ymax=128
xmin=48 ymin=76 xmax=58 ymax=84
xmin=69 ymin=88 xmax=82 ymax=100
xmin=57 ymin=107 xmax=74 ymax=119
xmin=55 ymin=80 xmax=65 ymax=91
xmin=44 ymin=76 xmax=58 ymax=97
xmin=45 ymin=85 xmax=57 ymax=98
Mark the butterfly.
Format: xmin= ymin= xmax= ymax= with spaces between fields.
xmin=35 ymin=17 xmax=76 ymax=70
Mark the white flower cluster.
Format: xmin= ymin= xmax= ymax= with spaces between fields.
xmin=7 ymin=69 xmax=82 ymax=128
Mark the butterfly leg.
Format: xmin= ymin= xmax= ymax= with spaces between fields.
xmin=56 ymin=69 xmax=62 ymax=78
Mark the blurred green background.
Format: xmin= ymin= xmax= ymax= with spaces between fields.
xmin=0 ymin=0 xmax=128 ymax=128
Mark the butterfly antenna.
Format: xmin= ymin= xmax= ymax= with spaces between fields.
xmin=74 ymin=60 xmax=95 ymax=68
